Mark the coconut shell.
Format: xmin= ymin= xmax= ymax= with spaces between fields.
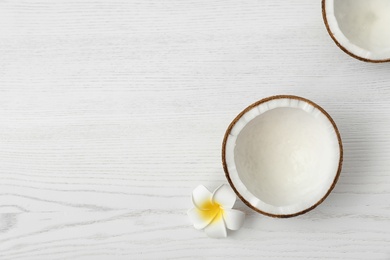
xmin=222 ymin=95 xmax=343 ymax=218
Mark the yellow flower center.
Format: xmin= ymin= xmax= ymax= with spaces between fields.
xmin=198 ymin=199 xmax=223 ymax=223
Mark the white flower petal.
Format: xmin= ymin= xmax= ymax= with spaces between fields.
xmin=212 ymin=184 xmax=236 ymax=209
xmin=223 ymin=209 xmax=245 ymax=231
xmin=187 ymin=208 xmax=215 ymax=230
xmin=204 ymin=213 xmax=227 ymax=238
xmin=192 ymin=185 xmax=213 ymax=210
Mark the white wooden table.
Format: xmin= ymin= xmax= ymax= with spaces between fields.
xmin=1 ymin=1 xmax=390 ymax=259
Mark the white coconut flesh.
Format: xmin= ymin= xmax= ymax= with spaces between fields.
xmin=325 ymin=0 xmax=390 ymax=61
xmin=224 ymin=98 xmax=341 ymax=216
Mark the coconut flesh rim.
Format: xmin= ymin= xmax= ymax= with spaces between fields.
xmin=324 ymin=0 xmax=390 ymax=61
xmin=224 ymin=97 xmax=341 ymax=216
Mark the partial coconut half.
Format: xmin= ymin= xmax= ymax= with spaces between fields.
xmin=323 ymin=0 xmax=390 ymax=62
xmin=222 ymin=96 xmax=343 ymax=218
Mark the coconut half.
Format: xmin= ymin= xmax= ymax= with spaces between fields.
xmin=323 ymin=0 xmax=390 ymax=62
xmin=222 ymin=96 xmax=343 ymax=218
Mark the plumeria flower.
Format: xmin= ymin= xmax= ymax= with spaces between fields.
xmin=187 ymin=184 xmax=245 ymax=238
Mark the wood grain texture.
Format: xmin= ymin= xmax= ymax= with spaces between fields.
xmin=0 ymin=0 xmax=390 ymax=259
